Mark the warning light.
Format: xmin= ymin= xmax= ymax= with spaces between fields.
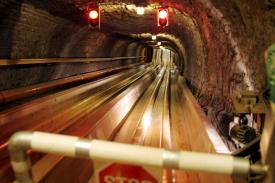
xmin=89 ymin=10 xmax=99 ymax=19
xmin=158 ymin=8 xmax=169 ymax=27
xmin=87 ymin=6 xmax=100 ymax=29
xmin=159 ymin=10 xmax=168 ymax=19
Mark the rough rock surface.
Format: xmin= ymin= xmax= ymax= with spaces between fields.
xmin=60 ymin=0 xmax=275 ymax=135
xmin=0 ymin=0 xmax=275 ymax=136
xmin=0 ymin=0 xmax=148 ymax=90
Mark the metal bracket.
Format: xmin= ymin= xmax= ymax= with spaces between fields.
xmin=231 ymin=91 xmax=267 ymax=114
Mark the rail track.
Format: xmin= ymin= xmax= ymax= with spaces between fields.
xmin=0 ymin=64 xmax=230 ymax=183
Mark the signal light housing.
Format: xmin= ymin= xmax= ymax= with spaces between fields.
xmin=158 ymin=8 xmax=169 ymax=27
xmin=87 ymin=6 xmax=100 ymax=29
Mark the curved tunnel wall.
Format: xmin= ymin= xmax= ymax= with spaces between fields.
xmin=0 ymin=0 xmax=275 ymax=136
xmin=139 ymin=0 xmax=274 ymax=135
xmin=0 ymin=1 xmax=148 ymax=59
xmin=0 ymin=0 xmax=148 ymax=91
xmin=175 ymin=0 xmax=275 ymax=134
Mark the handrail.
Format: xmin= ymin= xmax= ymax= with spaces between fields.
xmin=0 ymin=56 xmax=145 ymax=66
xmin=8 ymin=131 xmax=268 ymax=183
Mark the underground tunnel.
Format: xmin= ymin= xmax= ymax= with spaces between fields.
xmin=0 ymin=0 xmax=275 ymax=183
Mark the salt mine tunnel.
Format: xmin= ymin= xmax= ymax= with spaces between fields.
xmin=0 ymin=0 xmax=275 ymax=183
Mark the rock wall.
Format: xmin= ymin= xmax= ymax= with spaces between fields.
xmin=0 ymin=0 xmax=147 ymax=91
xmin=88 ymin=0 xmax=274 ymax=135
xmin=1 ymin=0 xmax=275 ymax=136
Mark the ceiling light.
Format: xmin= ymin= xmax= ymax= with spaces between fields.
xmin=152 ymin=35 xmax=157 ymax=40
xmin=157 ymin=42 xmax=161 ymax=46
xmin=136 ymin=6 xmax=145 ymax=15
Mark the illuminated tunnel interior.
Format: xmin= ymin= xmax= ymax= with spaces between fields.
xmin=0 ymin=0 xmax=275 ymax=183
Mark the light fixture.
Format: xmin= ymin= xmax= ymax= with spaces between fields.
xmin=89 ymin=10 xmax=99 ymax=19
xmin=87 ymin=6 xmax=100 ymax=29
xmin=159 ymin=9 xmax=168 ymax=19
xmin=136 ymin=6 xmax=145 ymax=15
xmin=152 ymin=35 xmax=157 ymax=40
xmin=157 ymin=42 xmax=161 ymax=46
xmin=158 ymin=8 xmax=169 ymax=27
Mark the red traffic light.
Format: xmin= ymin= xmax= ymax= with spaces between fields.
xmin=87 ymin=6 xmax=100 ymax=29
xmin=158 ymin=8 xmax=169 ymax=27
xmin=89 ymin=10 xmax=99 ymax=19
xmin=159 ymin=9 xmax=168 ymax=19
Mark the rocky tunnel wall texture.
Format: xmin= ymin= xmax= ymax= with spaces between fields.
xmin=1 ymin=0 xmax=275 ymax=137
xmin=73 ymin=0 xmax=275 ymax=135
xmin=0 ymin=0 xmax=148 ymax=90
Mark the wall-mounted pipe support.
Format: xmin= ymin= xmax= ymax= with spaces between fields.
xmin=9 ymin=131 xmax=268 ymax=183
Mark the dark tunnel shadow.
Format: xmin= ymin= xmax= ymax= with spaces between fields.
xmin=26 ymin=0 xmax=87 ymax=25
xmin=48 ymin=22 xmax=76 ymax=58
xmin=0 ymin=0 xmax=23 ymax=59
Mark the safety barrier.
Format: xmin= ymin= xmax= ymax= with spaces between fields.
xmin=8 ymin=131 xmax=268 ymax=183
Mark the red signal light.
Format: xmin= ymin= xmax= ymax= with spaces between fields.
xmin=158 ymin=8 xmax=169 ymax=27
xmin=159 ymin=9 xmax=168 ymax=19
xmin=87 ymin=6 xmax=100 ymax=29
xmin=89 ymin=10 xmax=99 ymax=19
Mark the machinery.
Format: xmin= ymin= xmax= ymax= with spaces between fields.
xmin=230 ymin=91 xmax=267 ymax=148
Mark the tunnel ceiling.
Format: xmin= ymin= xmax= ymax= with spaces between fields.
xmin=57 ymin=0 xmax=275 ymax=132
xmin=1 ymin=0 xmax=275 ymax=134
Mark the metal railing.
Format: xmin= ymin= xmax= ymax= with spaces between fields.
xmin=0 ymin=56 xmax=146 ymax=66
xmin=9 ymin=131 xmax=268 ymax=183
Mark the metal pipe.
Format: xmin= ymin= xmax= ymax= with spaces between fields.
xmin=8 ymin=132 xmax=33 ymax=183
xmin=9 ymin=131 xmax=268 ymax=183
xmin=0 ymin=56 xmax=145 ymax=66
xmin=0 ymin=64 xmax=140 ymax=104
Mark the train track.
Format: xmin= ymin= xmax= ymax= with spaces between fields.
xmin=0 ymin=64 xmax=230 ymax=183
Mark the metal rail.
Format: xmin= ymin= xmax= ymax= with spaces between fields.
xmin=0 ymin=56 xmax=145 ymax=66
xmin=0 ymin=66 xmax=152 ymax=148
xmin=9 ymin=131 xmax=268 ymax=183
xmin=0 ymin=66 xmax=156 ymax=182
xmin=0 ymin=63 xmax=141 ymax=104
xmin=113 ymin=67 xmax=164 ymax=144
